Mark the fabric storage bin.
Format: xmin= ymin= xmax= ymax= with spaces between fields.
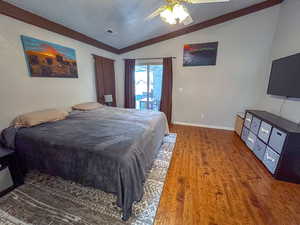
xmin=250 ymin=117 xmax=261 ymax=135
xmin=241 ymin=127 xmax=249 ymax=143
xmin=253 ymin=138 xmax=266 ymax=161
xmin=246 ymin=131 xmax=256 ymax=151
xmin=258 ymin=121 xmax=272 ymax=144
xmin=244 ymin=113 xmax=252 ymax=129
xmin=269 ymin=128 xmax=287 ymax=154
xmin=263 ymin=146 xmax=280 ymax=174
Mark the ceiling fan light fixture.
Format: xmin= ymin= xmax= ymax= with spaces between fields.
xmin=160 ymin=4 xmax=190 ymax=25
xmin=149 ymin=0 xmax=231 ymax=25
xmin=173 ymin=4 xmax=189 ymax=23
xmin=160 ymin=7 xmax=177 ymax=25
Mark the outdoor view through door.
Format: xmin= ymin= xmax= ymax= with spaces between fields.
xmin=135 ymin=64 xmax=163 ymax=111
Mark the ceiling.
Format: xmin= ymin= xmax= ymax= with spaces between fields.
xmin=4 ymin=0 xmax=267 ymax=49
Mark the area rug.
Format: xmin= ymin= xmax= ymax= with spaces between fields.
xmin=0 ymin=133 xmax=176 ymax=225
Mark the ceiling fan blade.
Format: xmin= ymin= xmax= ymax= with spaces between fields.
xmin=146 ymin=5 xmax=169 ymax=20
xmin=182 ymin=0 xmax=230 ymax=4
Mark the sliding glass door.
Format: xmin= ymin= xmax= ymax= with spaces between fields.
xmin=135 ymin=64 xmax=163 ymax=111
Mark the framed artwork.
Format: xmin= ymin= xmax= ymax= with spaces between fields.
xmin=21 ymin=35 xmax=78 ymax=78
xmin=183 ymin=42 xmax=218 ymax=67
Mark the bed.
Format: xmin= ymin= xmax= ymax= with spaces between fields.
xmin=0 ymin=106 xmax=168 ymax=220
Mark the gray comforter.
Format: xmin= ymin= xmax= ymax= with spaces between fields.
xmin=0 ymin=107 xmax=168 ymax=220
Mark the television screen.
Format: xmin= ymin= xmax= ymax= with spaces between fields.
xmin=267 ymin=53 xmax=300 ymax=98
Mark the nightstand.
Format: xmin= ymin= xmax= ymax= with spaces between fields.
xmin=0 ymin=147 xmax=24 ymax=197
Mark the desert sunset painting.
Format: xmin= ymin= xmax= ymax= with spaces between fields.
xmin=21 ymin=35 xmax=78 ymax=78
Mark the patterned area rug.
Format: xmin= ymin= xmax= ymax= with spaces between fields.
xmin=0 ymin=134 xmax=176 ymax=225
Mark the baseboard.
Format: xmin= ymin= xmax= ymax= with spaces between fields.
xmin=172 ymin=121 xmax=234 ymax=131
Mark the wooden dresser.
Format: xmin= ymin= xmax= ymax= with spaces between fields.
xmin=241 ymin=110 xmax=300 ymax=184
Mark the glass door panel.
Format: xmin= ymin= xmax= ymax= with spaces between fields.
xmin=135 ymin=65 xmax=147 ymax=110
xmin=149 ymin=65 xmax=163 ymax=111
xmin=134 ymin=64 xmax=163 ymax=111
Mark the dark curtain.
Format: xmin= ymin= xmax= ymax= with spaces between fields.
xmin=160 ymin=57 xmax=173 ymax=125
xmin=124 ymin=59 xmax=136 ymax=108
xmin=94 ymin=55 xmax=116 ymax=106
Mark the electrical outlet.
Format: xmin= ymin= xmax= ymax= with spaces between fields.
xmin=201 ymin=113 xmax=205 ymax=119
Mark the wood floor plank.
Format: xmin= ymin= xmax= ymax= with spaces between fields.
xmin=154 ymin=125 xmax=300 ymax=225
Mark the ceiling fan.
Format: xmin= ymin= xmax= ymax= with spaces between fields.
xmin=147 ymin=0 xmax=230 ymax=25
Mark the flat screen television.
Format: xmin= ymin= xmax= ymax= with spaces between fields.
xmin=267 ymin=53 xmax=300 ymax=98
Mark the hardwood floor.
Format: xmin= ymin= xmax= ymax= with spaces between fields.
xmin=154 ymin=125 xmax=300 ymax=225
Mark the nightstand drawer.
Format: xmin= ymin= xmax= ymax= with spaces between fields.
xmin=0 ymin=147 xmax=24 ymax=196
xmin=0 ymin=166 xmax=14 ymax=194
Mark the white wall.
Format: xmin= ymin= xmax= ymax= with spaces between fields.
xmin=258 ymin=0 xmax=300 ymax=123
xmin=0 ymin=4 xmax=288 ymax=131
xmin=0 ymin=14 xmax=119 ymax=130
xmin=116 ymin=6 xmax=280 ymax=130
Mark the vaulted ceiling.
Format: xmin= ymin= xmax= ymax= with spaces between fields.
xmin=4 ymin=0 xmax=269 ymax=48
xmin=1 ymin=0 xmax=283 ymax=53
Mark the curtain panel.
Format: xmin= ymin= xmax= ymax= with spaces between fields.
xmin=124 ymin=59 xmax=136 ymax=108
xmin=160 ymin=57 xmax=173 ymax=125
xmin=94 ymin=55 xmax=116 ymax=106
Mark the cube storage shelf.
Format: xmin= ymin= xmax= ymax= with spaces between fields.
xmin=241 ymin=110 xmax=300 ymax=184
